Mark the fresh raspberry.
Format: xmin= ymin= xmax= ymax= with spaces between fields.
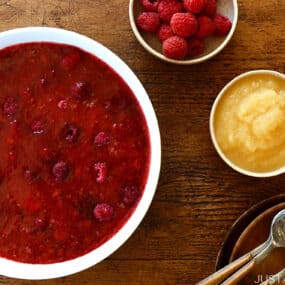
xmin=61 ymin=51 xmax=81 ymax=71
xmin=122 ymin=185 xmax=139 ymax=206
xmin=157 ymin=24 xmax=174 ymax=42
xmin=203 ymin=0 xmax=217 ymax=18
xmin=31 ymin=119 xmax=45 ymax=134
xmin=214 ymin=14 xmax=232 ymax=36
xmin=162 ymin=36 xmax=188 ymax=60
xmin=196 ymin=15 xmax=215 ymax=39
xmin=141 ymin=0 xmax=159 ymax=12
xmin=188 ymin=37 xmax=205 ymax=57
xmin=170 ymin=13 xmax=198 ymax=38
xmin=71 ymin=81 xmax=90 ymax=100
xmin=94 ymin=132 xmax=110 ymax=147
xmin=136 ymin=12 xmax=160 ymax=33
xmin=184 ymin=0 xmax=205 ymax=14
xmin=93 ymin=203 xmax=114 ymax=222
xmin=52 ymin=161 xmax=69 ymax=182
xmin=93 ymin=162 xmax=107 ymax=183
xmin=3 ymin=96 xmax=18 ymax=116
xmin=158 ymin=0 xmax=183 ymax=23
xmin=62 ymin=123 xmax=80 ymax=143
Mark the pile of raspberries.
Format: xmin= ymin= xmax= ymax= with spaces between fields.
xmin=136 ymin=0 xmax=232 ymax=60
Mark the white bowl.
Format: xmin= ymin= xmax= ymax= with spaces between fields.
xmin=129 ymin=0 xmax=238 ymax=65
xmin=210 ymin=69 xmax=285 ymax=177
xmin=0 ymin=27 xmax=161 ymax=280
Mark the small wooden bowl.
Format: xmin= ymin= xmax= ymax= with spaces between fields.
xmin=129 ymin=0 xmax=238 ymax=65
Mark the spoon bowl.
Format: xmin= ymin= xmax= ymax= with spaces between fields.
xmin=271 ymin=209 xmax=285 ymax=248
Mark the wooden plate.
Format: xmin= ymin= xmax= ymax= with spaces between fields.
xmin=216 ymin=194 xmax=285 ymax=284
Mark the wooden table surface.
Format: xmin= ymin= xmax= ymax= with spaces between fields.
xmin=1 ymin=1 xmax=285 ymax=284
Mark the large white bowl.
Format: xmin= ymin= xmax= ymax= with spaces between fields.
xmin=0 ymin=27 xmax=161 ymax=280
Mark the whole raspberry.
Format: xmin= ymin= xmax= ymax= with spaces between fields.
xmin=122 ymin=186 xmax=139 ymax=206
xmin=188 ymin=37 xmax=205 ymax=57
xmin=141 ymin=0 xmax=159 ymax=12
xmin=196 ymin=15 xmax=215 ymax=39
xmin=184 ymin=0 xmax=205 ymax=14
xmin=158 ymin=0 xmax=183 ymax=23
xmin=62 ymin=123 xmax=80 ymax=143
xmin=52 ymin=161 xmax=69 ymax=182
xmin=136 ymin=12 xmax=160 ymax=33
xmin=3 ymin=96 xmax=18 ymax=116
xmin=93 ymin=162 xmax=107 ymax=183
xmin=34 ymin=217 xmax=48 ymax=231
xmin=57 ymin=99 xmax=68 ymax=109
xmin=203 ymin=0 xmax=217 ymax=18
xmin=157 ymin=24 xmax=174 ymax=42
xmin=170 ymin=13 xmax=198 ymax=38
xmin=162 ymin=36 xmax=188 ymax=60
xmin=214 ymin=14 xmax=232 ymax=36
xmin=94 ymin=131 xmax=110 ymax=147
xmin=93 ymin=203 xmax=114 ymax=222
xmin=71 ymin=81 xmax=90 ymax=100
xmin=31 ymin=119 xmax=45 ymax=134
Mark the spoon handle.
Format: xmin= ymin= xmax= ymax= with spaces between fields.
xmin=196 ymin=253 xmax=254 ymax=285
xmin=220 ymin=259 xmax=256 ymax=285
xmin=221 ymin=237 xmax=274 ymax=285
xmin=195 ymin=242 xmax=266 ymax=285
xmin=220 ymin=239 xmax=275 ymax=285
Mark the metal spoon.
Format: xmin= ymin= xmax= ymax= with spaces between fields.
xmin=197 ymin=209 xmax=285 ymax=285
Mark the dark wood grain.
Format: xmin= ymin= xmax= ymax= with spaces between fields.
xmin=1 ymin=0 xmax=285 ymax=284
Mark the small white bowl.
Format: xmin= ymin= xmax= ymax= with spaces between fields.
xmin=129 ymin=0 xmax=238 ymax=65
xmin=210 ymin=70 xmax=285 ymax=178
xmin=0 ymin=27 xmax=161 ymax=280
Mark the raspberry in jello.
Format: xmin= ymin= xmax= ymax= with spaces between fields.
xmin=0 ymin=42 xmax=150 ymax=264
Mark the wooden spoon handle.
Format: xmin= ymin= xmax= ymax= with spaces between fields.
xmin=220 ymin=259 xmax=256 ymax=285
xmin=196 ymin=252 xmax=254 ymax=285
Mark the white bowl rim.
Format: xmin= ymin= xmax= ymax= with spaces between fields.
xmin=210 ymin=69 xmax=285 ymax=178
xmin=0 ymin=26 xmax=161 ymax=280
xmin=129 ymin=0 xmax=239 ymax=65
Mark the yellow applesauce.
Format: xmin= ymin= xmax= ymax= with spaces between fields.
xmin=214 ymin=73 xmax=285 ymax=173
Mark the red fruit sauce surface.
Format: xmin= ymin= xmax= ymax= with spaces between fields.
xmin=0 ymin=43 xmax=150 ymax=264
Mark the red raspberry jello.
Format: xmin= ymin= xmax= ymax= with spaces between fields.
xmin=0 ymin=42 xmax=151 ymax=264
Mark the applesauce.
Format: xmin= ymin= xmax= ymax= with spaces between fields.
xmin=214 ymin=73 xmax=285 ymax=173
